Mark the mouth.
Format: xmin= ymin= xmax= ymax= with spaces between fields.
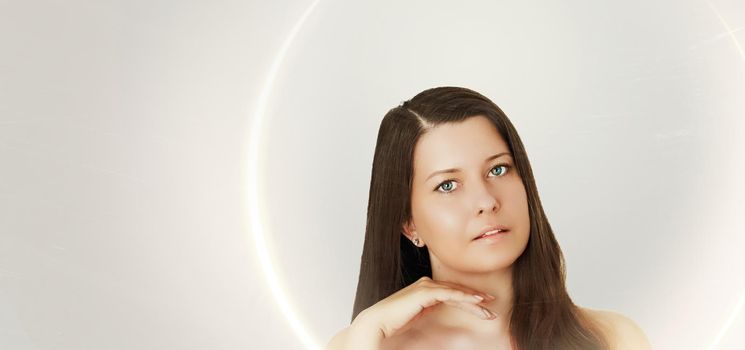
xmin=473 ymin=226 xmax=510 ymax=241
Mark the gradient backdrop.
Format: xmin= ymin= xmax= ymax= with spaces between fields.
xmin=1 ymin=1 xmax=744 ymax=349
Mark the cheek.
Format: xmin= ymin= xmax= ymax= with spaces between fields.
xmin=507 ymin=184 xmax=531 ymax=230
xmin=415 ymin=201 xmax=467 ymax=241
xmin=504 ymin=181 xmax=528 ymax=207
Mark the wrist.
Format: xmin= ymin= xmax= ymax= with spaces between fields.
xmin=349 ymin=310 xmax=384 ymax=342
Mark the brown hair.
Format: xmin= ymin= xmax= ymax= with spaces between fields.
xmin=352 ymin=86 xmax=609 ymax=349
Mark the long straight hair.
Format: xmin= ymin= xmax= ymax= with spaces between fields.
xmin=352 ymin=87 xmax=609 ymax=349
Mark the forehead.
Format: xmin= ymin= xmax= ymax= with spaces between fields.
xmin=412 ymin=116 xmax=509 ymax=175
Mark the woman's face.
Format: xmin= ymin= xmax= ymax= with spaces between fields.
xmin=403 ymin=115 xmax=530 ymax=274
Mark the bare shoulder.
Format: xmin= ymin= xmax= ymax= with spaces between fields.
xmin=579 ymin=306 xmax=653 ymax=350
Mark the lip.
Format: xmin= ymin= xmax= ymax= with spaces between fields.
xmin=473 ymin=225 xmax=510 ymax=241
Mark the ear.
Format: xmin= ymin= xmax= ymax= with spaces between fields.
xmin=401 ymin=219 xmax=416 ymax=241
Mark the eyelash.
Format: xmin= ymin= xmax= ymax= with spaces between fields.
xmin=434 ymin=164 xmax=512 ymax=194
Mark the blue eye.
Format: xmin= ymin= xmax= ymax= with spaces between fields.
xmin=434 ymin=164 xmax=512 ymax=194
xmin=489 ymin=164 xmax=510 ymax=177
xmin=436 ymin=180 xmax=457 ymax=193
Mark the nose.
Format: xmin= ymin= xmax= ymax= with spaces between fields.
xmin=475 ymin=182 xmax=500 ymax=215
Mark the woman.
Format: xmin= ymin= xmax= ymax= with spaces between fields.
xmin=326 ymin=86 xmax=651 ymax=349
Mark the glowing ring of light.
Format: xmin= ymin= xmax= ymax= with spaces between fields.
xmin=245 ymin=2 xmax=744 ymax=349
xmin=703 ymin=5 xmax=745 ymax=350
xmin=245 ymin=1 xmax=322 ymax=349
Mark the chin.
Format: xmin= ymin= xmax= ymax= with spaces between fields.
xmin=463 ymin=259 xmax=516 ymax=273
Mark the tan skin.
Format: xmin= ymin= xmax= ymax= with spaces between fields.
xmin=326 ymin=116 xmax=652 ymax=350
xmin=389 ymin=115 xmax=530 ymax=349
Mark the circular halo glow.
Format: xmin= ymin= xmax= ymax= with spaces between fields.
xmin=245 ymin=2 xmax=745 ymax=350
xmin=704 ymin=3 xmax=745 ymax=347
xmin=245 ymin=1 xmax=322 ymax=350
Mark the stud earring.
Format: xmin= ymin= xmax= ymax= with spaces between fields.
xmin=412 ymin=236 xmax=421 ymax=247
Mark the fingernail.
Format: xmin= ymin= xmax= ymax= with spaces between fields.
xmin=481 ymin=308 xmax=494 ymax=319
xmin=472 ymin=295 xmax=484 ymax=302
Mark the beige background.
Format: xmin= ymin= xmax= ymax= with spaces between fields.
xmin=2 ymin=0 xmax=745 ymax=349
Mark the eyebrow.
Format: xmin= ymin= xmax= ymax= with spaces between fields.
xmin=425 ymin=152 xmax=512 ymax=182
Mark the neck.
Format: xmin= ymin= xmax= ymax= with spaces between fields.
xmin=430 ymin=264 xmax=514 ymax=335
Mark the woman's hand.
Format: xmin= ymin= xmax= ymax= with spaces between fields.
xmin=326 ymin=276 xmax=497 ymax=349
xmin=354 ymin=276 xmax=496 ymax=339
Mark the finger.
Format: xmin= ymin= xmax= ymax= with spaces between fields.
xmin=431 ymin=279 xmax=495 ymax=299
xmin=443 ymin=300 xmax=497 ymax=320
xmin=425 ymin=287 xmax=487 ymax=307
xmin=432 ymin=280 xmax=496 ymax=301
